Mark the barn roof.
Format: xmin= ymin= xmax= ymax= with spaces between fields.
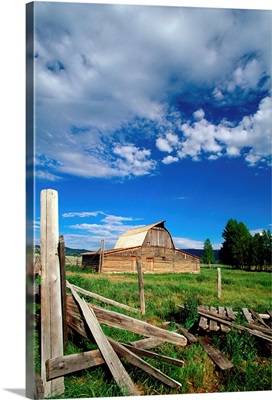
xmin=114 ymin=220 xmax=166 ymax=249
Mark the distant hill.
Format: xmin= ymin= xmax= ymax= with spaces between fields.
xmin=181 ymin=249 xmax=220 ymax=261
xmin=35 ymin=245 xmax=92 ymax=256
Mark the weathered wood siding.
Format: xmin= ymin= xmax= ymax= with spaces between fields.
xmin=143 ymin=227 xmax=174 ymax=248
xmin=100 ymin=246 xmax=199 ymax=274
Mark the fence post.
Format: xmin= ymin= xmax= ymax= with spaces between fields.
xmin=137 ymin=259 xmax=146 ymax=315
xmin=59 ymin=235 xmax=68 ymax=350
xmin=40 ymin=189 xmax=65 ymax=397
xmin=217 ymin=267 xmax=222 ymax=299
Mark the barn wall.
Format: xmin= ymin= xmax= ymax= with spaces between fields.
xmin=143 ymin=227 xmax=174 ymax=248
xmin=101 ymin=246 xmax=200 ymax=274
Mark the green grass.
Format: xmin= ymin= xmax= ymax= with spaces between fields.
xmin=37 ymin=266 xmax=272 ymax=397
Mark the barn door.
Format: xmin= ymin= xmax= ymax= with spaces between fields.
xmin=131 ymin=256 xmax=137 ymax=272
xmin=146 ymin=257 xmax=154 ymax=272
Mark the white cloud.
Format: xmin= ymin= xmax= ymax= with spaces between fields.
xmin=156 ymin=94 xmax=271 ymax=166
xmin=62 ymin=211 xmax=102 ymax=218
xmin=33 ymin=3 xmax=271 ymax=179
xmin=65 ymin=211 xmax=144 ymax=249
xmin=162 ymin=155 xmax=179 ymax=164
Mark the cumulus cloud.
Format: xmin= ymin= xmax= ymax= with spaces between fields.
xmin=155 ymin=94 xmax=271 ymax=167
xmin=33 ymin=3 xmax=271 ymax=179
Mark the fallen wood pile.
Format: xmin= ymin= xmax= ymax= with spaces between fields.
xmin=50 ymin=280 xmax=187 ymax=395
xmin=197 ymin=305 xmax=272 ymax=343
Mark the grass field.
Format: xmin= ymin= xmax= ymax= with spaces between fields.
xmin=36 ymin=265 xmax=272 ymax=398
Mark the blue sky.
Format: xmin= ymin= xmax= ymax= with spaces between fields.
xmin=32 ymin=1 xmax=271 ymax=251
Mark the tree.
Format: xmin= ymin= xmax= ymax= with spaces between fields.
xmin=219 ymin=219 xmax=251 ymax=269
xmin=202 ymin=238 xmax=215 ymax=265
xmin=249 ymin=230 xmax=272 ymax=269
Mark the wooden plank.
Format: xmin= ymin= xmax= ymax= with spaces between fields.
xmin=198 ymin=305 xmax=209 ymax=330
xmin=242 ymin=308 xmax=254 ymax=324
xmin=250 ymin=309 xmax=270 ymax=328
xmin=66 ymin=292 xmax=187 ymax=346
xmin=247 ymin=323 xmax=272 ymax=336
xmin=198 ymin=337 xmax=233 ymax=370
xmin=40 ymin=189 xmax=64 ymax=398
xmin=67 ymin=281 xmax=139 ymax=313
xmin=197 ymin=309 xmax=272 ymax=343
xmin=130 ymin=337 xmax=166 ymax=349
xmin=218 ymin=307 xmax=230 ymax=333
xmin=217 ymin=268 xmax=222 ymax=298
xmin=70 ymin=286 xmax=139 ymax=396
xmin=108 ymin=337 xmax=182 ymax=389
xmin=175 ymin=325 xmax=198 ymax=343
xmin=59 ymin=235 xmax=68 ymax=350
xmin=137 ymin=259 xmax=146 ymax=315
xmin=121 ymin=344 xmax=185 ymax=367
xmin=226 ymin=307 xmax=236 ymax=321
xmin=209 ymin=307 xmax=220 ymax=332
xmin=46 ymin=350 xmax=105 ymax=380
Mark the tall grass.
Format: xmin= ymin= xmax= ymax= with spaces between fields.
xmin=41 ymin=266 xmax=271 ymax=397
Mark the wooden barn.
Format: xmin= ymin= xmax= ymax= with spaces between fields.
xmin=81 ymin=221 xmax=200 ymax=274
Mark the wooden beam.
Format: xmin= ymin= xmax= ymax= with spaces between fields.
xmin=225 ymin=307 xmax=236 ymax=321
xmin=250 ymin=309 xmax=270 ymax=328
xmin=46 ymin=350 xmax=104 ymax=380
xmin=242 ymin=308 xmax=254 ymax=324
xmin=67 ymin=281 xmax=139 ymax=313
xmin=129 ymin=337 xmax=166 ymax=349
xmin=137 ymin=259 xmax=145 ymax=315
xmin=175 ymin=325 xmax=198 ymax=343
xmin=209 ymin=306 xmax=220 ymax=332
xmin=198 ymin=337 xmax=233 ymax=370
xmin=198 ymin=305 xmax=209 ymax=330
xmin=59 ymin=235 xmax=68 ymax=350
xmin=69 ymin=286 xmax=139 ymax=396
xmin=40 ymin=189 xmax=64 ymax=397
xmin=66 ymin=293 xmax=187 ymax=346
xmin=108 ymin=337 xmax=182 ymax=389
xmin=121 ymin=343 xmax=185 ymax=367
xmin=197 ymin=309 xmax=272 ymax=343
xmin=218 ymin=307 xmax=230 ymax=333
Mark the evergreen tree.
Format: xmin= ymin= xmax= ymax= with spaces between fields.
xmin=219 ymin=219 xmax=251 ymax=269
xmin=202 ymin=238 xmax=215 ymax=265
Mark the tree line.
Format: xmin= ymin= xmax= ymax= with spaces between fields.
xmin=202 ymin=219 xmax=271 ymax=270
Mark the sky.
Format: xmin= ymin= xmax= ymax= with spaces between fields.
xmin=30 ymin=0 xmax=272 ymax=251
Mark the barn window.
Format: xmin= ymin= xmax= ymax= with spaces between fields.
xmin=162 ymin=256 xmax=166 ymax=261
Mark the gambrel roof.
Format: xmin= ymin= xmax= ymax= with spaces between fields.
xmin=114 ymin=220 xmax=167 ymax=249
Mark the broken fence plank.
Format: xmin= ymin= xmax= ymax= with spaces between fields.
xmin=225 ymin=307 xmax=236 ymax=321
xmin=108 ymin=337 xmax=182 ymax=389
xmin=130 ymin=337 xmax=166 ymax=349
xmin=175 ymin=325 xmax=198 ymax=343
xmin=46 ymin=349 xmax=105 ymax=380
xmin=122 ymin=343 xmax=185 ymax=368
xmin=218 ymin=307 xmax=230 ymax=333
xmin=198 ymin=305 xmax=209 ymax=330
xmin=66 ymin=293 xmax=187 ymax=347
xmin=197 ymin=309 xmax=272 ymax=343
xmin=70 ymin=286 xmax=139 ymax=396
xmin=90 ymin=302 xmax=187 ymax=346
xmin=242 ymin=308 xmax=254 ymax=324
xmin=67 ymin=281 xmax=140 ymax=313
xmin=198 ymin=337 xmax=233 ymax=370
xmin=250 ymin=309 xmax=270 ymax=328
xmin=209 ymin=307 xmax=220 ymax=332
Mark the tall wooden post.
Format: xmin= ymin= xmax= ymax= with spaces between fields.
xmin=58 ymin=235 xmax=68 ymax=350
xmin=137 ymin=259 xmax=146 ymax=315
xmin=217 ymin=267 xmax=222 ymax=299
xmin=99 ymin=239 xmax=105 ymax=273
xmin=40 ymin=189 xmax=65 ymax=397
